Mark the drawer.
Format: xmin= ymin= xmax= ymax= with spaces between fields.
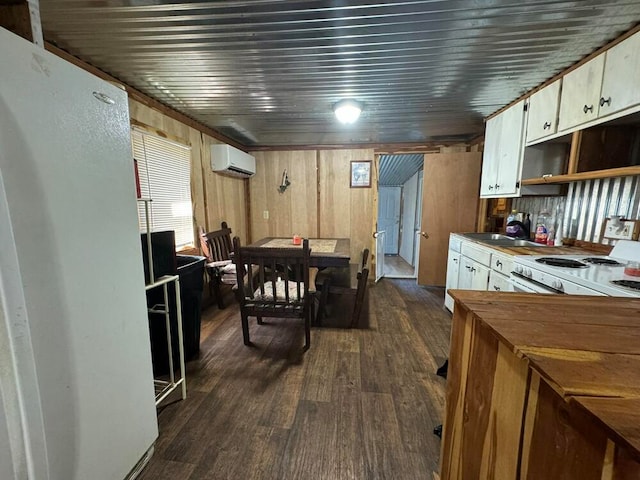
xmin=491 ymin=251 xmax=513 ymax=275
xmin=461 ymin=242 xmax=492 ymax=267
xmin=489 ymin=271 xmax=513 ymax=292
xmin=449 ymin=234 xmax=463 ymax=253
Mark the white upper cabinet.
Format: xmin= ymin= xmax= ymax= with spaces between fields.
xmin=557 ymin=31 xmax=640 ymax=133
xmin=558 ymin=54 xmax=605 ymax=131
xmin=526 ymin=80 xmax=561 ymax=144
xmin=480 ymin=100 xmax=526 ymax=198
xmin=599 ymin=31 xmax=640 ymax=119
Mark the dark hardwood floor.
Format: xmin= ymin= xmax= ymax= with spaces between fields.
xmin=139 ymin=279 xmax=452 ymax=480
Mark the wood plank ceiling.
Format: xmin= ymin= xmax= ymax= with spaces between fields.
xmin=38 ymin=1 xmax=640 ymax=148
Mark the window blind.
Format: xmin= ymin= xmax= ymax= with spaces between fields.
xmin=132 ymin=128 xmax=194 ymax=248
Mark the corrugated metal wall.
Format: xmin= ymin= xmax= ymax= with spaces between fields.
xmin=512 ymin=175 xmax=640 ymax=244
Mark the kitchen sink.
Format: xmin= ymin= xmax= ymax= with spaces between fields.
xmin=461 ymin=233 xmax=512 ymax=241
xmin=480 ymin=239 xmax=547 ymax=247
xmin=461 ymin=232 xmax=546 ymax=247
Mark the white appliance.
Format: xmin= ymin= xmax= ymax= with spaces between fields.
xmin=0 ymin=28 xmax=158 ymax=479
xmin=511 ymin=240 xmax=640 ymax=297
xmin=211 ymin=143 xmax=256 ymax=177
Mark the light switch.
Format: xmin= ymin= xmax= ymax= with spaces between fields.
xmin=263 ymin=210 xmax=269 ymax=219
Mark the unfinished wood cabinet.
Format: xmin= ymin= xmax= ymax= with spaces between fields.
xmin=439 ymin=291 xmax=640 ymax=480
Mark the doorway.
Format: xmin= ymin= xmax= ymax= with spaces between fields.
xmin=377 ymin=154 xmax=424 ymax=279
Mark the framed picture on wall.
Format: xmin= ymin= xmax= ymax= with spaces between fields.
xmin=350 ymin=161 xmax=371 ymax=188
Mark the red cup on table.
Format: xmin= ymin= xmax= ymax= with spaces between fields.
xmin=292 ymin=234 xmax=301 ymax=245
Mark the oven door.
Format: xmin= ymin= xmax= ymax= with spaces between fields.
xmin=510 ymin=274 xmax=562 ymax=294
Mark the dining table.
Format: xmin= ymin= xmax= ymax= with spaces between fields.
xmin=248 ymin=237 xmax=351 ymax=268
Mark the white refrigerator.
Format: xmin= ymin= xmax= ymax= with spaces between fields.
xmin=0 ymin=27 xmax=158 ymax=479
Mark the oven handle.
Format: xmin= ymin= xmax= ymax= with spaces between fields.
xmin=510 ymin=271 xmax=565 ymax=294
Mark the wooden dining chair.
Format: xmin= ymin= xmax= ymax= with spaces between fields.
xmin=316 ymin=248 xmax=370 ymax=328
xmin=232 ymin=236 xmax=312 ymax=349
xmin=199 ymin=222 xmax=235 ymax=308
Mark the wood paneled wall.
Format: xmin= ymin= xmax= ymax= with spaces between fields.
xmin=249 ymin=148 xmax=376 ymax=261
xmin=129 ymin=100 xmax=249 ymax=245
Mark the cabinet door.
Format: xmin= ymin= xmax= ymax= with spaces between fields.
xmin=480 ymin=113 xmax=502 ymax=196
xmin=458 ymin=257 xmax=474 ymax=290
xmin=526 ymin=80 xmax=561 ymax=143
xmin=444 ymin=250 xmax=461 ymax=311
xmin=558 ymin=54 xmax=605 ymax=131
xmin=599 ymin=31 xmax=640 ymax=118
xmin=470 ymin=261 xmax=490 ymax=291
xmin=494 ymin=101 xmax=525 ymax=197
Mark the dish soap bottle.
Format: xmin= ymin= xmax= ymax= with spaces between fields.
xmin=535 ymin=211 xmax=550 ymax=244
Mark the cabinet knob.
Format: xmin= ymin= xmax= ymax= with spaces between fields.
xmin=543 ymin=121 xmax=551 ymax=130
xmin=494 ymin=183 xmax=500 ymax=190
xmin=470 ymin=267 xmax=476 ymax=273
xmin=453 ymin=258 xmax=458 ymax=263
xmin=600 ymin=96 xmax=611 ymax=107
xmin=496 ymin=260 xmax=503 ymax=268
xmin=488 ymin=185 xmax=494 ymax=190
xmin=583 ymin=104 xmax=594 ymax=114
xmin=494 ymin=285 xmax=501 ymax=291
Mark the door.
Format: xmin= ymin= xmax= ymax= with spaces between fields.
xmin=375 ymin=231 xmax=385 ymax=282
xmin=378 ymin=186 xmax=401 ymax=254
xmin=418 ymin=152 xmax=482 ymax=286
xmin=399 ymin=171 xmax=420 ymax=265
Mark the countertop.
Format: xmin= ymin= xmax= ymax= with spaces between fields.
xmin=452 ymin=233 xmax=611 ymax=256
xmin=449 ymin=290 xmax=640 ymax=460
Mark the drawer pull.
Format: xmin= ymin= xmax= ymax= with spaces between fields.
xmin=583 ymin=104 xmax=594 ymax=114
xmin=493 ymin=285 xmax=501 ymax=291
xmin=496 ymin=260 xmax=503 ymax=268
xmin=600 ymin=96 xmax=611 ymax=107
xmin=543 ymin=121 xmax=551 ymax=130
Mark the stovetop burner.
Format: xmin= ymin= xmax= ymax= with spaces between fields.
xmin=582 ymin=257 xmax=623 ymax=266
xmin=535 ymin=257 xmax=589 ymax=268
xmin=611 ymin=280 xmax=640 ymax=291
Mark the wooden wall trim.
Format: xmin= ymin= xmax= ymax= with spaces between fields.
xmin=249 ymin=142 xmax=472 ymax=153
xmin=1 ymin=0 xmax=43 ymax=45
xmin=487 ymin=23 xmax=640 ymax=121
xmin=44 ymin=42 xmax=246 ymax=152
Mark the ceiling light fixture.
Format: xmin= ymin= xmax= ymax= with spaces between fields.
xmin=334 ymin=99 xmax=363 ymax=124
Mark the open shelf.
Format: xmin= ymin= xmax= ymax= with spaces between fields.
xmin=521 ymin=166 xmax=640 ymax=185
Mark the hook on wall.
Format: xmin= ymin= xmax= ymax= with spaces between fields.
xmin=278 ymin=169 xmax=291 ymax=193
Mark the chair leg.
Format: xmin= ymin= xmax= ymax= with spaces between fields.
xmin=304 ymin=310 xmax=311 ymax=350
xmin=351 ymin=293 xmax=365 ymax=328
xmin=316 ymin=278 xmax=331 ymax=327
xmin=241 ymin=313 xmax=250 ymax=345
xmin=212 ymin=280 xmax=225 ymax=309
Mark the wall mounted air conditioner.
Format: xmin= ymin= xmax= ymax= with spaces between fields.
xmin=211 ymin=144 xmax=256 ymax=178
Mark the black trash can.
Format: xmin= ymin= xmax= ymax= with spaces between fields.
xmin=147 ymin=254 xmax=205 ymax=376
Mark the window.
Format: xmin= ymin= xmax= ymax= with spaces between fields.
xmin=132 ymin=128 xmax=194 ymax=248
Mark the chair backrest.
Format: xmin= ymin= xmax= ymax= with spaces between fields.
xmin=200 ymin=222 xmax=233 ymax=262
xmin=233 ymin=236 xmax=310 ymax=307
xmin=352 ymin=248 xmax=370 ymax=327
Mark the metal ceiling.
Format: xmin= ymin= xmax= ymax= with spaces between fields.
xmin=39 ymin=1 xmax=640 ymax=148
xmin=379 ymin=154 xmax=423 ymax=186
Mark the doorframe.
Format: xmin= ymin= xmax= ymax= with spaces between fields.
xmin=374 ymin=152 xmax=425 ymax=280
